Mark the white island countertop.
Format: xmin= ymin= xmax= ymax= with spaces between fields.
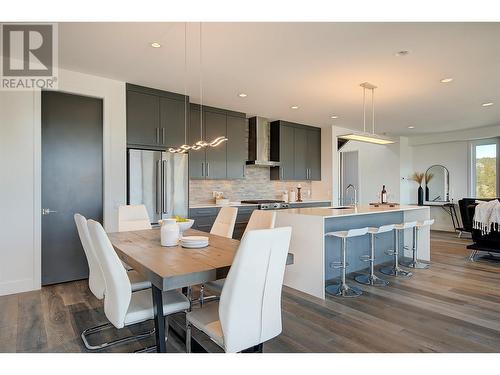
xmin=281 ymin=204 xmax=428 ymax=219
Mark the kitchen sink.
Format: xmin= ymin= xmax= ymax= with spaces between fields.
xmin=330 ymin=206 xmax=354 ymax=209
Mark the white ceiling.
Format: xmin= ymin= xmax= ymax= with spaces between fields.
xmin=59 ymin=22 xmax=500 ymax=135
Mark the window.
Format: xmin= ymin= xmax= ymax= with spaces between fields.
xmin=470 ymin=138 xmax=499 ymax=198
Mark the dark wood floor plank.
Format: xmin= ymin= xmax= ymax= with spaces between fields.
xmin=16 ymin=290 xmax=48 ymax=352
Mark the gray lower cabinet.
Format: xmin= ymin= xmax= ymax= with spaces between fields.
xmin=189 ymin=206 xmax=257 ymax=240
xmin=270 ymin=120 xmax=322 ymax=181
xmin=288 ymin=201 xmax=331 ymax=208
xmin=188 ymin=104 xmax=247 ymax=180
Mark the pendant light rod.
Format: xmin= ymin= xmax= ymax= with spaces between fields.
xmin=362 ymin=86 xmax=366 ymax=133
xmin=184 ymin=22 xmax=187 ymax=145
xmin=199 ymin=22 xmax=203 ymax=142
xmin=372 ymin=87 xmax=375 ymax=134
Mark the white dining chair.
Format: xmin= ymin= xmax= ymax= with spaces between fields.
xmin=210 ymin=206 xmax=238 ymax=238
xmin=186 ymin=226 xmax=292 ymax=353
xmin=87 ymin=220 xmax=190 ymax=352
xmin=118 ymin=204 xmax=152 ymax=232
xmin=74 ymin=214 xmax=153 ymax=350
xmin=201 ymin=210 xmax=277 ymax=304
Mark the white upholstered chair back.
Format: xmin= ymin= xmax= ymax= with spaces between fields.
xmin=219 ymin=226 xmax=292 ymax=353
xmin=74 ymin=214 xmax=106 ymax=299
xmin=243 ymin=210 xmax=276 ymax=235
xmin=88 ymin=220 xmax=132 ymax=329
xmin=118 ymin=204 xmax=152 ymax=232
xmin=210 ymin=206 xmax=238 ymax=238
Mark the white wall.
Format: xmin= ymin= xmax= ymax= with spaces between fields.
xmin=410 ymin=141 xmax=469 ymax=231
xmin=332 ymin=126 xmax=410 ymax=206
xmin=0 ymin=68 xmax=126 ymax=296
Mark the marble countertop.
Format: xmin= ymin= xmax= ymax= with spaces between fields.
xmin=189 ymin=199 xmax=331 ymax=209
xmin=277 ymin=204 xmax=429 ymax=218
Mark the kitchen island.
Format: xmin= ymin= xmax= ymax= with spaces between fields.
xmin=275 ymin=205 xmax=431 ymax=299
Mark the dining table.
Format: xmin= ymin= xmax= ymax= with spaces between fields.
xmin=108 ymin=227 xmax=294 ymax=353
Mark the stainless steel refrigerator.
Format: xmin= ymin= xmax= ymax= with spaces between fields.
xmin=128 ymin=149 xmax=188 ymax=224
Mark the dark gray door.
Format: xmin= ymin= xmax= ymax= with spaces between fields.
xmin=188 ymin=106 xmax=205 ymax=179
xmin=293 ymin=127 xmax=308 ymax=180
xmin=160 ymin=97 xmax=186 ymax=148
xmin=127 ymin=90 xmax=160 ymax=147
xmin=280 ymin=124 xmax=295 ymax=180
xmin=41 ymin=91 xmax=103 ymax=285
xmin=341 ymin=151 xmax=359 ymax=205
xmin=226 ymin=115 xmax=247 ymax=179
xmin=307 ymin=128 xmax=321 ymax=180
xmin=204 ymin=110 xmax=227 ymax=179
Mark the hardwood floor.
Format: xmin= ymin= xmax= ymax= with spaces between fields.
xmin=1 ymin=231 xmax=500 ymax=353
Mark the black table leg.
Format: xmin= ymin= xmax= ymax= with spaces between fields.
xmin=152 ymin=285 xmax=166 ymax=353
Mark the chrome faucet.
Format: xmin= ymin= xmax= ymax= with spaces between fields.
xmin=345 ymin=184 xmax=358 ymax=206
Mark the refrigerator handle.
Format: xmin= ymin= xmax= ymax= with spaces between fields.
xmin=162 ymin=160 xmax=169 ymax=214
xmin=156 ymin=160 xmax=161 ymax=214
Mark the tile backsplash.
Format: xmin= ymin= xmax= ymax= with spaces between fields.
xmin=189 ymin=166 xmax=312 ymax=205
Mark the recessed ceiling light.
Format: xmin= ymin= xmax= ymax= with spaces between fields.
xmin=331 ymin=115 xmax=339 ymax=119
xmin=482 ymin=102 xmax=494 ymax=107
xmin=408 ymin=126 xmax=415 ymax=129
xmin=291 ymin=105 xmax=299 ymax=110
xmin=395 ymin=50 xmax=410 ymax=57
xmin=238 ymin=93 xmax=247 ymax=98
xmin=440 ymin=78 xmax=453 ymax=83
xmin=151 ymin=42 xmax=161 ymax=48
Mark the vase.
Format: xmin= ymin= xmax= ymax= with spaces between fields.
xmin=418 ymin=186 xmax=424 ymax=206
xmin=160 ymin=219 xmax=180 ymax=247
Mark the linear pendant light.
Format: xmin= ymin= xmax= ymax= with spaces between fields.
xmin=168 ymin=23 xmax=227 ymax=153
xmin=338 ymin=82 xmax=396 ymax=146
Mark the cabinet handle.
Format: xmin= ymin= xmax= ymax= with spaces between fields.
xmin=207 ymin=162 xmax=210 ymax=177
xmin=156 ymin=128 xmax=160 ymax=144
xmin=281 ymin=167 xmax=284 ymax=180
xmin=161 ymin=128 xmax=165 ymax=144
xmin=201 ymin=162 xmax=204 ymax=177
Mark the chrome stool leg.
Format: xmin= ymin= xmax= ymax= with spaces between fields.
xmin=380 ymin=229 xmax=412 ymax=277
xmin=326 ymin=237 xmax=363 ymax=297
xmin=355 ymin=233 xmax=389 ymax=286
xmin=401 ymin=227 xmax=429 ymax=269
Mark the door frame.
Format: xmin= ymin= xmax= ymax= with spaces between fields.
xmin=339 ymin=150 xmax=360 ymax=205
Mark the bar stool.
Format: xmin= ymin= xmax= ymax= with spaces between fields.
xmin=380 ymin=221 xmax=416 ymax=277
xmin=354 ymin=224 xmax=394 ymax=286
xmin=401 ymin=219 xmax=434 ymax=269
xmin=325 ymin=227 xmax=369 ymax=298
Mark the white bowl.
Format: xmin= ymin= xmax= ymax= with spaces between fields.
xmin=177 ymin=219 xmax=194 ymax=233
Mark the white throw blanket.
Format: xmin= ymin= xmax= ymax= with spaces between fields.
xmin=473 ymin=200 xmax=500 ymax=235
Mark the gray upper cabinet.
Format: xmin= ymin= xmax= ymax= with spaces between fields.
xmin=126 ymin=84 xmax=188 ymax=149
xmin=188 ymin=106 xmax=205 ymax=179
xmin=270 ymin=120 xmax=321 ymax=181
xmin=293 ymin=127 xmax=308 ymax=180
xmin=188 ymin=103 xmax=246 ymax=180
xmin=307 ymin=128 xmax=321 ymax=180
xmin=127 ymin=90 xmax=160 ymax=147
xmin=160 ymin=97 xmax=187 ymax=148
xmin=204 ymin=111 xmax=227 ymax=179
xmin=226 ymin=115 xmax=247 ymax=179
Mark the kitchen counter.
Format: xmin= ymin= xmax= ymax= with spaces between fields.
xmin=283 ymin=204 xmax=427 ymax=218
xmin=276 ymin=204 xmax=431 ymax=299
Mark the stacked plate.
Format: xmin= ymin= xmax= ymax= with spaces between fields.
xmin=180 ymin=235 xmax=209 ymax=249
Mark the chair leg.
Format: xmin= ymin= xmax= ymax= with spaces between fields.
xmin=186 ymin=320 xmax=192 ymax=353
xmin=199 ymin=285 xmax=205 ymax=308
xmin=81 ymin=322 xmax=155 ymax=351
xmin=469 ymin=249 xmax=479 ymax=262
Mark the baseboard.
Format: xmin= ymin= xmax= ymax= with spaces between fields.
xmin=0 ymin=278 xmax=39 ymax=296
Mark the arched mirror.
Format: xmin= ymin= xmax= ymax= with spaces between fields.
xmin=425 ymin=165 xmax=450 ymax=202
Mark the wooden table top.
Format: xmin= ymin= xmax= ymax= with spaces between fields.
xmin=108 ymin=228 xmax=240 ymax=291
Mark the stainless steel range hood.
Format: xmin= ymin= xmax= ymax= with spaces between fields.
xmin=246 ymin=117 xmax=280 ymax=167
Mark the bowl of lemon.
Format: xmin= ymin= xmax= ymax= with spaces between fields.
xmin=173 ymin=215 xmax=194 ymax=234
